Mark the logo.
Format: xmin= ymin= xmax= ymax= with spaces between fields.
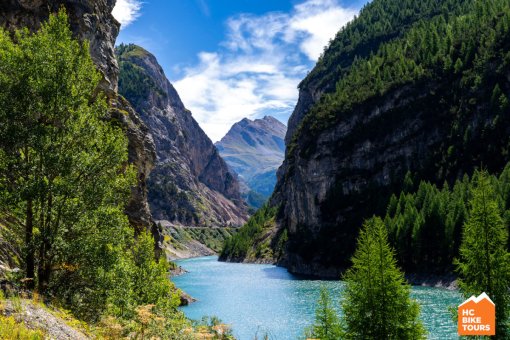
xmin=458 ymin=292 xmax=495 ymax=336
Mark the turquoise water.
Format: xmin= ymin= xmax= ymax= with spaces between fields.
xmin=173 ymin=256 xmax=462 ymax=340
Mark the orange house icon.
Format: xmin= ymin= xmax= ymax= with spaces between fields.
xmin=458 ymin=292 xmax=495 ymax=336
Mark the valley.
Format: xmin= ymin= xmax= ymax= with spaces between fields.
xmin=0 ymin=0 xmax=509 ymax=339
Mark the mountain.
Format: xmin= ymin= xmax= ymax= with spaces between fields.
xmin=216 ymin=116 xmax=286 ymax=208
xmin=116 ymin=44 xmax=248 ymax=228
xmin=222 ymin=0 xmax=510 ymax=277
xmin=0 ymin=0 xmax=160 ymax=242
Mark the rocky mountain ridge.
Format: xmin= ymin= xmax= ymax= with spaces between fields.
xmin=216 ymin=116 xmax=286 ymax=207
xmin=117 ymin=44 xmax=248 ymax=228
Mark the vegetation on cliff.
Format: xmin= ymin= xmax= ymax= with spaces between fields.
xmin=296 ymin=0 xmax=510 ymax=148
xmin=220 ymin=204 xmax=285 ymax=262
xmin=261 ymin=0 xmax=510 ymax=274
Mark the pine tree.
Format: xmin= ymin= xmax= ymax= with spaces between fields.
xmin=305 ymin=287 xmax=343 ymax=340
xmin=456 ymin=170 xmax=510 ymax=338
xmin=342 ymin=217 xmax=426 ymax=339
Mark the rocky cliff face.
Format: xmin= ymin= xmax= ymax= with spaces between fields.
xmin=0 ymin=1 xmax=158 ymax=239
xmin=267 ymin=0 xmax=510 ymax=277
xmin=117 ymin=44 xmax=248 ymax=228
xmin=216 ymin=116 xmax=286 ymax=206
xmin=0 ymin=0 xmax=119 ymax=95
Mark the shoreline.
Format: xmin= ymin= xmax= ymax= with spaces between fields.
xmin=405 ymin=273 xmax=458 ymax=290
xmin=221 ymin=257 xmax=458 ymax=289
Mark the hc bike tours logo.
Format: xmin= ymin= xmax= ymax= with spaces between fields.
xmin=457 ymin=292 xmax=495 ymax=336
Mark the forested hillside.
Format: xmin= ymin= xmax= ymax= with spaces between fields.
xmin=223 ymin=0 xmax=510 ymax=277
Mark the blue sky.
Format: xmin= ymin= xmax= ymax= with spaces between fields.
xmin=113 ymin=0 xmax=366 ymax=142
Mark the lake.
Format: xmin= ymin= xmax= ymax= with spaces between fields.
xmin=173 ymin=256 xmax=462 ymax=340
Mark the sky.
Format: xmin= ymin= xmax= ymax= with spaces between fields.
xmin=113 ymin=0 xmax=366 ymax=142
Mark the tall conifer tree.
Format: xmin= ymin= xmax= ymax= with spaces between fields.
xmin=456 ymin=170 xmax=510 ymax=338
xmin=342 ymin=217 xmax=426 ymax=339
xmin=305 ymin=287 xmax=343 ymax=340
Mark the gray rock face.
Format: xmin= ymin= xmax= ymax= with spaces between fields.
xmin=0 ymin=0 xmax=119 ymax=95
xmin=0 ymin=1 xmax=159 ymax=239
xmin=216 ymin=116 xmax=287 ymax=201
xmin=274 ymin=83 xmax=445 ymax=276
xmin=117 ymin=44 xmax=248 ymax=228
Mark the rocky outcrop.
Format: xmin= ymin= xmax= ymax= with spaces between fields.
xmin=216 ymin=116 xmax=286 ymax=205
xmin=3 ymin=300 xmax=90 ymax=340
xmin=0 ymin=0 xmax=119 ymax=96
xmin=0 ymin=1 xmax=159 ymax=240
xmin=110 ymin=97 xmax=156 ymax=232
xmin=117 ymin=44 xmax=248 ymax=228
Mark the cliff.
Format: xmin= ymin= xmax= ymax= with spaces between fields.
xmin=236 ymin=0 xmax=510 ymax=277
xmin=116 ymin=44 xmax=248 ymax=228
xmin=0 ymin=0 xmax=159 ymax=241
xmin=216 ymin=116 xmax=286 ymax=208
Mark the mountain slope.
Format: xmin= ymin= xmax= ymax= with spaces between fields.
xmin=216 ymin=116 xmax=286 ymax=207
xmin=117 ymin=44 xmax=248 ymax=228
xmin=224 ymin=0 xmax=510 ymax=277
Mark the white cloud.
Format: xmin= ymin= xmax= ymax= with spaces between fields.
xmin=173 ymin=0 xmax=358 ymax=142
xmin=113 ymin=0 xmax=143 ymax=28
xmin=290 ymin=0 xmax=357 ymax=60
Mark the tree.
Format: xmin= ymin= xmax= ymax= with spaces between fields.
xmin=456 ymin=170 xmax=510 ymax=338
xmin=305 ymin=287 xmax=343 ymax=340
xmin=341 ymin=217 xmax=426 ymax=339
xmin=0 ymin=10 xmax=134 ymax=313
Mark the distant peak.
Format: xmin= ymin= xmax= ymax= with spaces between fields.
xmin=258 ymin=116 xmax=285 ymax=127
xmin=262 ymin=116 xmax=278 ymax=122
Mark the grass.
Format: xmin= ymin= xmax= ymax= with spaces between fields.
xmin=0 ymin=316 xmax=45 ymax=340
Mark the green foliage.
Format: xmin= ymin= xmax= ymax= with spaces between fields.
xmin=192 ymin=316 xmax=236 ymax=340
xmin=304 ymin=287 xmax=343 ymax=340
xmin=342 ymin=217 xmax=426 ymax=339
xmin=0 ymin=315 xmax=45 ymax=340
xmin=385 ymin=164 xmax=510 ymax=274
xmin=456 ymin=171 xmax=510 ymax=338
xmin=116 ymin=43 xmax=166 ymax=109
xmin=220 ymin=204 xmax=278 ymax=261
xmin=295 ymin=0 xmax=510 ymax=145
xmin=0 ymin=9 xmax=136 ymax=314
xmin=131 ymin=232 xmax=180 ymax=311
xmin=244 ymin=190 xmax=267 ymax=211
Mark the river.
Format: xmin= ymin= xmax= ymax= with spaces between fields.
xmin=173 ymin=256 xmax=462 ymax=340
